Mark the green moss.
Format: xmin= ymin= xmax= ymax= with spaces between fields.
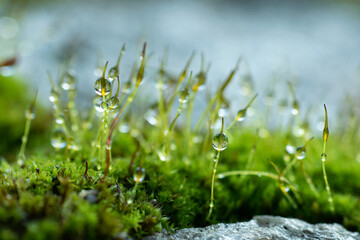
xmin=0 ymin=48 xmax=360 ymax=239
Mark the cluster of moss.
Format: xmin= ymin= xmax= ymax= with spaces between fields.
xmin=0 ymin=46 xmax=359 ymax=239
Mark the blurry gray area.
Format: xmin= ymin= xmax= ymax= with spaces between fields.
xmin=145 ymin=215 xmax=360 ymax=240
xmin=1 ymin=0 xmax=360 ymax=128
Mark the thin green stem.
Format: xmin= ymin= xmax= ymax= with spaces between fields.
xmin=322 ymin=104 xmax=334 ymax=213
xmin=322 ymin=159 xmax=334 ymax=212
xmin=18 ymin=116 xmax=32 ymax=162
xmin=218 ymin=170 xmax=297 ymax=192
xmin=207 ymin=150 xmax=220 ymax=220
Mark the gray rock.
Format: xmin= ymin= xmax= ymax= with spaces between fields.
xmin=145 ymin=215 xmax=360 ymax=240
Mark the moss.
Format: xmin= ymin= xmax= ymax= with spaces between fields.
xmin=0 ymin=47 xmax=360 ymax=239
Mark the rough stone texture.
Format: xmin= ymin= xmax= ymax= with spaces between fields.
xmin=145 ymin=215 xmax=360 ymax=240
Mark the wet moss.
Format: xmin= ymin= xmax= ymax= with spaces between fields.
xmin=0 ymin=48 xmax=360 ymax=239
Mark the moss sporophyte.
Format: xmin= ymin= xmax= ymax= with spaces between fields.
xmin=2 ymin=43 xmax=360 ymax=239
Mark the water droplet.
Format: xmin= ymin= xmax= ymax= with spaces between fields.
xmin=49 ymin=89 xmax=58 ymax=103
xmin=212 ymin=132 xmax=229 ymax=151
xmin=157 ymin=147 xmax=169 ymax=161
xmin=321 ymin=153 xmax=327 ymax=162
xmin=144 ymin=109 xmax=158 ymax=126
xmin=236 ymin=109 xmax=246 ymax=122
xmin=170 ymin=143 xmax=177 ymax=151
xmin=119 ymin=124 xmax=129 ymax=133
xmin=258 ymin=128 xmax=269 ymax=138
xmin=133 ymin=167 xmax=145 ymax=183
xmin=127 ymin=196 xmax=134 ymax=205
xmin=217 ymin=174 xmax=225 ymax=179
xmin=122 ymin=81 xmax=132 ymax=94
xmin=108 ymin=67 xmax=118 ymax=82
xmin=179 ymin=89 xmax=189 ymax=103
xmin=218 ymin=108 xmax=229 ymax=118
xmin=293 ymin=125 xmax=305 ymax=137
xmin=291 ymin=101 xmax=300 ymax=116
xmin=283 ymin=152 xmax=291 ymax=162
xmin=17 ymin=158 xmax=24 ymax=167
xmin=61 ymin=72 xmax=76 ymax=91
xmin=155 ymin=82 xmax=168 ymax=90
xmin=240 ymin=75 xmax=254 ymax=96
xmin=286 ymin=145 xmax=296 ymax=154
xmin=55 ymin=113 xmax=65 ymax=124
xmin=106 ymin=96 xmax=119 ymax=109
xmin=193 ymin=72 xmax=206 ymax=92
xmin=94 ymin=97 xmax=108 ymax=113
xmin=284 ymin=187 xmax=290 ymax=193
xmin=69 ymin=138 xmax=80 ymax=151
xmin=257 ymin=174 xmax=262 ymax=177
xmin=51 ymin=128 xmax=67 ymax=149
xmin=25 ymin=109 xmax=35 ymax=120
xmin=130 ymin=129 xmax=140 ymax=138
xmin=296 ymin=147 xmax=306 ymax=160
xmin=192 ymin=135 xmax=202 ymax=143
xmin=94 ymin=78 xmax=111 ymax=96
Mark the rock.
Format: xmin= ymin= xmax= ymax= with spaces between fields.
xmin=145 ymin=215 xmax=360 ymax=240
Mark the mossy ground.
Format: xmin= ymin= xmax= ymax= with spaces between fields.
xmin=0 ymin=60 xmax=359 ymax=240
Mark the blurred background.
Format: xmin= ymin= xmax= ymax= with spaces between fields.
xmin=1 ymin=0 xmax=360 ymax=129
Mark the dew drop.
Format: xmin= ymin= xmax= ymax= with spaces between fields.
xmin=51 ymin=128 xmax=67 ymax=149
xmin=94 ymin=78 xmax=111 ymax=96
xmin=240 ymin=74 xmax=254 ymax=96
xmin=179 ymin=89 xmax=189 ymax=103
xmin=17 ymin=158 xmax=24 ymax=168
xmin=157 ymin=147 xmax=169 ymax=161
xmin=293 ymin=125 xmax=305 ymax=137
xmin=291 ymin=101 xmax=300 ymax=116
xmin=212 ymin=132 xmax=229 ymax=151
xmin=258 ymin=128 xmax=269 ymax=138
xmin=133 ymin=167 xmax=145 ymax=183
xmin=25 ymin=109 xmax=35 ymax=120
xmin=193 ymin=72 xmax=206 ymax=92
xmin=94 ymin=97 xmax=108 ymax=113
xmin=55 ymin=113 xmax=65 ymax=124
xmin=68 ymin=138 xmax=80 ymax=151
xmin=296 ymin=147 xmax=306 ymax=160
xmin=106 ymin=96 xmax=119 ymax=110
xmin=155 ymin=82 xmax=168 ymax=90
xmin=108 ymin=67 xmax=117 ymax=82
xmin=122 ymin=81 xmax=132 ymax=94
xmin=49 ymin=89 xmax=58 ymax=103
xmin=127 ymin=196 xmax=134 ymax=205
xmin=217 ymin=174 xmax=225 ymax=179
xmin=283 ymin=152 xmax=291 ymax=162
xmin=119 ymin=124 xmax=130 ymax=133
xmin=218 ymin=108 xmax=229 ymax=117
xmin=61 ymin=72 xmax=76 ymax=91
xmin=285 ymin=145 xmax=296 ymax=154
xmin=285 ymin=187 xmax=290 ymax=193
xmin=236 ymin=109 xmax=246 ymax=122
xmin=144 ymin=109 xmax=158 ymax=126
xmin=321 ymin=153 xmax=327 ymax=162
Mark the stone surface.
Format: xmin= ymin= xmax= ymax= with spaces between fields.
xmin=145 ymin=215 xmax=360 ymax=240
